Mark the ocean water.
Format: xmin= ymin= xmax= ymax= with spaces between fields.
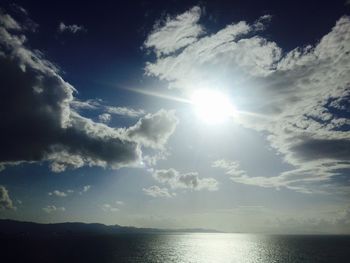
xmin=1 ymin=233 xmax=350 ymax=263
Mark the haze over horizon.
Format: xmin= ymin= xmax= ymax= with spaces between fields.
xmin=0 ymin=0 xmax=350 ymax=235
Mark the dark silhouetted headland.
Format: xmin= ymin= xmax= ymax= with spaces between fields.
xmin=0 ymin=219 xmax=221 ymax=237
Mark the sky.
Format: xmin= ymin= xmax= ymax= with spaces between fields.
xmin=0 ymin=0 xmax=350 ymax=234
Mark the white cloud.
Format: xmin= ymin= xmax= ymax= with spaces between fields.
xmin=71 ymin=100 xmax=145 ymax=118
xmin=212 ymin=159 xmax=350 ymax=194
xmin=101 ymin=203 xmax=119 ymax=212
xmin=70 ymin=99 xmax=101 ymax=110
xmin=212 ymin=160 xmax=247 ymax=178
xmin=144 ymin=6 xmax=203 ymax=57
xmin=100 ymin=200 xmax=124 ymax=212
xmin=144 ymin=7 xmax=350 ymax=194
xmin=253 ymin=14 xmax=272 ymax=31
xmin=153 ymin=168 xmax=218 ymax=191
xmin=0 ymin=11 xmax=21 ymax=30
xmin=143 ymin=150 xmax=170 ymax=167
xmin=58 ymin=22 xmax=86 ymax=34
xmin=79 ymin=185 xmax=91 ymax=195
xmin=98 ymin=113 xmax=111 ymax=123
xmin=83 ymin=185 xmax=91 ymax=192
xmin=143 ymin=185 xmax=173 ymax=198
xmin=0 ymin=185 xmax=16 ymax=210
xmin=43 ymin=205 xmax=65 ymax=213
xmin=48 ymin=190 xmax=68 ymax=197
xmin=115 ymin=200 xmax=124 ymax=206
xmin=106 ymin=106 xmax=145 ymax=117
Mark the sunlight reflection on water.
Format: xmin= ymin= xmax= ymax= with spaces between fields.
xmin=145 ymin=234 xmax=272 ymax=263
xmin=112 ymin=233 xmax=350 ymax=263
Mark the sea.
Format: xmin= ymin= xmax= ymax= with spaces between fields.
xmin=1 ymin=233 xmax=350 ymax=263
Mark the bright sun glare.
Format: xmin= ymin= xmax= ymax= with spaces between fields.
xmin=191 ymin=89 xmax=236 ymax=124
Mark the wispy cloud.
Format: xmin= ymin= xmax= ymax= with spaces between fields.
xmin=48 ymin=190 xmax=69 ymax=197
xmin=106 ymin=106 xmax=145 ymax=118
xmin=101 ymin=204 xmax=119 ymax=212
xmin=79 ymin=185 xmax=91 ymax=195
xmin=48 ymin=186 xmax=91 ymax=197
xmin=153 ymin=168 xmax=218 ymax=191
xmin=144 ymin=6 xmax=203 ymax=57
xmin=71 ymin=100 xmax=145 ymax=118
xmin=143 ymin=185 xmax=173 ymax=198
xmin=101 ymin=201 xmax=124 ymax=212
xmin=58 ymin=22 xmax=86 ymax=34
xmin=43 ymin=205 xmax=65 ymax=214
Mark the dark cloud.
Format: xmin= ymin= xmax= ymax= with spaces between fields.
xmin=291 ymin=138 xmax=350 ymax=161
xmin=0 ymin=12 xmax=178 ymax=172
xmin=0 ymin=55 xmax=141 ymax=171
xmin=127 ymin=110 xmax=179 ymax=149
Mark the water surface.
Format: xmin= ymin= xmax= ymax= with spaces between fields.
xmin=1 ymin=233 xmax=350 ymax=262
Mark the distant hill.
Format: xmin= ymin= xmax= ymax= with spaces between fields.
xmin=0 ymin=219 xmax=221 ymax=237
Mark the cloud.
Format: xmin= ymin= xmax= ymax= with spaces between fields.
xmin=212 ymin=159 xmax=282 ymax=189
xmin=101 ymin=201 xmax=124 ymax=212
xmin=143 ymin=150 xmax=170 ymax=167
xmin=0 ymin=185 xmax=16 ymax=210
xmin=83 ymin=185 xmax=91 ymax=192
xmin=0 ymin=11 xmax=178 ymax=173
xmin=143 ymin=185 xmax=173 ymax=198
xmin=106 ymin=106 xmax=145 ymax=118
xmin=101 ymin=203 xmax=119 ymax=212
xmin=144 ymin=7 xmax=350 ymax=194
xmin=79 ymin=185 xmax=91 ymax=195
xmin=70 ymin=99 xmax=101 ymax=110
xmin=212 ymin=159 xmax=349 ymax=194
xmin=43 ymin=205 xmax=65 ymax=213
xmin=153 ymin=168 xmax=218 ymax=191
xmin=58 ymin=22 xmax=86 ymax=34
xmin=144 ymin=6 xmax=203 ymax=57
xmin=10 ymin=4 xmax=28 ymax=15
xmin=269 ymin=207 xmax=350 ymax=234
xmin=115 ymin=200 xmax=124 ymax=206
xmin=71 ymin=100 xmax=145 ymax=118
xmin=48 ymin=190 xmax=69 ymax=197
xmin=98 ymin=113 xmax=111 ymax=123
xmin=0 ymin=10 xmax=21 ymax=30
xmin=126 ymin=109 xmax=179 ymax=149
xmin=253 ymin=14 xmax=272 ymax=31
xmin=212 ymin=160 xmax=247 ymax=177
xmin=48 ymin=186 xmax=91 ymax=197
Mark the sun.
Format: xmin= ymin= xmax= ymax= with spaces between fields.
xmin=191 ymin=89 xmax=236 ymax=124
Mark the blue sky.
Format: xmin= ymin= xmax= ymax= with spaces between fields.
xmin=0 ymin=0 xmax=350 ymax=234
